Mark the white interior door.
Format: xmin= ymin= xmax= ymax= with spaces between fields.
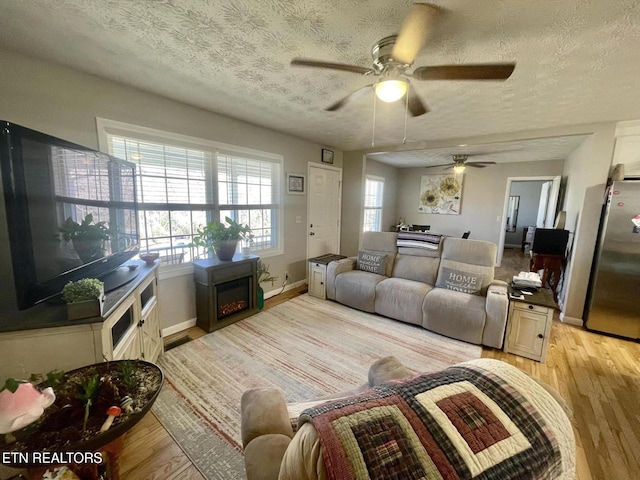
xmin=536 ymin=178 xmax=562 ymax=227
xmin=544 ymin=177 xmax=561 ymax=227
xmin=536 ymin=181 xmax=551 ymax=227
xmin=308 ymin=164 xmax=342 ymax=258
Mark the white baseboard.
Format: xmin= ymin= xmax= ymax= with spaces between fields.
xmin=162 ymin=318 xmax=197 ymax=337
xmin=263 ymin=280 xmax=307 ymax=299
xmin=559 ymin=312 xmax=583 ymax=326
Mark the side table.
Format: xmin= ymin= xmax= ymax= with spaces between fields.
xmin=308 ymin=254 xmax=346 ymax=299
xmin=504 ymin=288 xmax=556 ymax=362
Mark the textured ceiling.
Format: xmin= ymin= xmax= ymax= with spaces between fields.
xmin=1 ymin=0 xmax=639 ymax=158
xmin=370 ymin=135 xmax=589 ymax=168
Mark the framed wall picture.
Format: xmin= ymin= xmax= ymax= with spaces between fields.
xmin=321 ymin=148 xmax=334 ymax=164
xmin=418 ymin=174 xmax=463 ymax=215
xmin=287 ymin=173 xmax=306 ymax=195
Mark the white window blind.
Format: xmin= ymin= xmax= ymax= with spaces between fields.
xmin=364 ymin=175 xmax=384 ymax=232
xmin=100 ymin=120 xmax=282 ymax=264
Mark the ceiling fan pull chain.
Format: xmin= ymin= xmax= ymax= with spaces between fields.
xmin=403 ymin=84 xmax=409 ymax=144
xmin=371 ymin=91 xmax=377 ymax=147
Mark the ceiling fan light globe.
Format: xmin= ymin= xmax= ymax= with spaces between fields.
xmin=375 ymin=80 xmax=407 ymax=103
xmin=453 ymin=165 xmax=466 ymax=174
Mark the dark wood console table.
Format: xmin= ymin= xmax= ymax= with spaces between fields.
xmin=193 ymin=254 xmax=259 ymax=332
xmin=529 ymin=252 xmax=564 ymax=301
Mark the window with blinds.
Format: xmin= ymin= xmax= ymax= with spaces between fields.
xmin=99 ymin=120 xmax=282 ymax=264
xmin=364 ymin=175 xmax=384 ymax=232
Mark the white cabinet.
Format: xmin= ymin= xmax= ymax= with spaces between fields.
xmin=308 ymin=262 xmax=327 ymax=299
xmin=505 ymin=299 xmax=554 ymax=362
xmin=0 ymin=263 xmax=162 ymax=379
xmin=308 ymin=255 xmax=346 ymax=299
xmin=104 ymin=267 xmax=162 ymax=362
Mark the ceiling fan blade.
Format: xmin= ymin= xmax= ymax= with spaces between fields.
xmin=413 ymin=63 xmax=516 ymax=81
xmin=425 ymin=163 xmax=454 ymax=169
xmin=392 ymin=3 xmax=444 ymax=65
xmin=326 ymin=84 xmax=374 ymax=111
xmin=466 ymin=161 xmax=496 ymax=166
xmin=291 ymin=58 xmax=375 ymax=75
xmin=407 ymin=82 xmax=429 ymax=117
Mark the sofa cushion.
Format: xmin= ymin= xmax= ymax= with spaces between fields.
xmin=435 ymin=266 xmax=484 ymax=295
xmin=356 ymin=250 xmax=387 ymax=275
xmin=361 ymin=231 xmax=398 ymax=277
xmin=375 ymin=278 xmax=433 ymax=325
xmin=422 ymin=288 xmax=486 ymax=344
xmin=438 ymin=237 xmax=497 ymax=294
xmin=335 ymin=270 xmax=386 ymax=313
xmin=392 ymin=254 xmax=440 ymax=285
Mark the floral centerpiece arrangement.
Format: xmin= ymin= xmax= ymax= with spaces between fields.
xmin=0 ymin=360 xmax=163 ymax=456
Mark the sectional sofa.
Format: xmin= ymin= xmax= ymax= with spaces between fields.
xmin=326 ymin=231 xmax=509 ymax=348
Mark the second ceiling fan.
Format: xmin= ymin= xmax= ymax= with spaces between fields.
xmin=426 ymin=154 xmax=496 ymax=173
xmin=291 ymin=3 xmax=516 ymax=116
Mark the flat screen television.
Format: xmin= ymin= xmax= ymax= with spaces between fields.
xmin=531 ymin=228 xmax=569 ymax=256
xmin=0 ymin=121 xmax=140 ymax=310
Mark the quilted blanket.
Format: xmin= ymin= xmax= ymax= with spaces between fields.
xmin=299 ymin=359 xmax=572 ymax=480
xmin=396 ymin=232 xmax=443 ymax=251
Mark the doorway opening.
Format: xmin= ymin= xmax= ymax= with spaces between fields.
xmin=497 ymin=176 xmax=561 ymax=266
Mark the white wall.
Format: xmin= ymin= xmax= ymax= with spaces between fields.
xmin=0 ymin=48 xmax=342 ymax=330
xmin=341 ymin=150 xmax=366 ymax=255
xmin=395 ymin=160 xmax=564 ymax=245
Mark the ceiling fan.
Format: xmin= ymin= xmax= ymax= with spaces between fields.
xmin=426 ymin=154 xmax=496 ymax=173
xmin=290 ymin=3 xmax=516 ymax=116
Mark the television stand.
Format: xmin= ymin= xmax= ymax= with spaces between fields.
xmin=103 ymin=265 xmax=140 ymax=292
xmin=0 ymin=261 xmax=163 ymax=380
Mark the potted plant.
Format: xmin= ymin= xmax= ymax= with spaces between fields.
xmin=257 ymin=262 xmax=278 ymax=309
xmin=190 ymin=216 xmax=253 ymax=261
xmin=0 ymin=360 xmax=163 ymax=460
xmin=59 ymin=213 xmax=111 ymax=263
xmin=62 ymin=278 xmax=106 ymax=320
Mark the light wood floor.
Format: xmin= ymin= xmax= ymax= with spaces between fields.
xmin=118 ymin=254 xmax=639 ymax=480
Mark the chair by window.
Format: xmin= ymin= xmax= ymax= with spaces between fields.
xmin=462 ymin=231 xmax=471 ymax=239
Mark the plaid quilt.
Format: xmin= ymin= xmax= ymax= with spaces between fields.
xmin=299 ymin=364 xmax=562 ymax=480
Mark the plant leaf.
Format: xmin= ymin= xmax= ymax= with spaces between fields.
xmin=2 ymin=378 xmax=24 ymax=393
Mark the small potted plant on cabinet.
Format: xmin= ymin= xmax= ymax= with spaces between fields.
xmin=62 ymin=278 xmax=106 ymax=320
xmin=190 ymin=216 xmax=253 ymax=261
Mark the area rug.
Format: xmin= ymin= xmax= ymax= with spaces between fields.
xmin=152 ymin=294 xmax=482 ymax=479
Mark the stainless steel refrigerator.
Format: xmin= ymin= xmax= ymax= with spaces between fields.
xmin=585 ymin=180 xmax=640 ymax=339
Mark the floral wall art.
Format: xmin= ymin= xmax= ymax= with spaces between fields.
xmin=418 ymin=174 xmax=463 ymax=215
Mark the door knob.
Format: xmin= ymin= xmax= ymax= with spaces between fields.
xmin=537 ymin=334 xmax=544 ymax=339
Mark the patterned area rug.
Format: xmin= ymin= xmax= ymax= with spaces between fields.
xmin=152 ymin=294 xmax=482 ymax=479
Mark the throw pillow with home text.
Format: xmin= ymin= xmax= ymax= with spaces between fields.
xmin=436 ymin=267 xmax=484 ymax=294
xmin=357 ymin=251 xmax=387 ymax=275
